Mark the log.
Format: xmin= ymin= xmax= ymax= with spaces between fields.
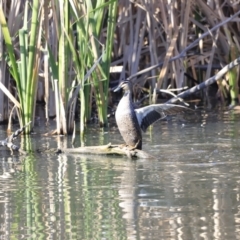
xmin=59 ymin=143 xmax=156 ymax=159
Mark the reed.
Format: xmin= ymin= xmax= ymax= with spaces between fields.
xmin=69 ymin=0 xmax=117 ymax=132
xmin=114 ymin=1 xmax=240 ymax=105
xmin=0 ymin=0 xmax=42 ymax=133
xmin=0 ymin=0 xmax=240 ymax=134
xmin=0 ymin=1 xmax=23 ymax=123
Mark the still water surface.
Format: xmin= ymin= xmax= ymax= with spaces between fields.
xmin=0 ymin=110 xmax=240 ymax=239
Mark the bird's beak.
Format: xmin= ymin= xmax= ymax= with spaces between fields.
xmin=113 ymin=84 xmax=122 ymax=92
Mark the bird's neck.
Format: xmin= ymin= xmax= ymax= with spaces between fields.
xmin=123 ymin=89 xmax=131 ymax=97
xmin=121 ymin=90 xmax=134 ymax=110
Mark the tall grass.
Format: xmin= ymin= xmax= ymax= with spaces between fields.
xmin=69 ymin=0 xmax=117 ymax=131
xmin=46 ymin=0 xmax=117 ymax=135
xmin=0 ymin=0 xmax=117 ymax=135
xmin=0 ymin=0 xmax=42 ymax=133
xmin=0 ymin=1 xmax=22 ymax=123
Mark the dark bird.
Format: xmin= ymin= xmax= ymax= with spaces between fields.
xmin=114 ymin=80 xmax=191 ymax=150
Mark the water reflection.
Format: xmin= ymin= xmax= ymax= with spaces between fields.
xmin=0 ymin=111 xmax=240 ymax=239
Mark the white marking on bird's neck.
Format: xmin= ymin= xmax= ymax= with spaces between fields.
xmin=123 ymin=90 xmax=131 ymax=96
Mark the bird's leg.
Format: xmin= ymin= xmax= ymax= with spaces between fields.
xmin=118 ymin=143 xmax=128 ymax=149
xmin=129 ymin=140 xmax=141 ymax=150
xmin=118 ymin=143 xmax=136 ymax=150
xmin=118 ymin=139 xmax=141 ymax=150
xmin=127 ymin=140 xmax=141 ymax=150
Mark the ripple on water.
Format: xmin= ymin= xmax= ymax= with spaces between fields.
xmin=0 ymin=110 xmax=240 ymax=239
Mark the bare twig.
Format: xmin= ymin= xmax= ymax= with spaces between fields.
xmin=159 ymin=89 xmax=189 ymax=106
xmin=6 ymin=121 xmax=32 ymax=142
xmin=0 ymin=121 xmax=31 ymax=153
xmin=166 ymin=57 xmax=240 ymax=104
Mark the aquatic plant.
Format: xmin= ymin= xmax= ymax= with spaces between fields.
xmin=0 ymin=0 xmax=42 ymax=133
xmin=47 ymin=0 xmax=117 ymax=135
xmin=0 ymin=0 xmax=240 ymax=134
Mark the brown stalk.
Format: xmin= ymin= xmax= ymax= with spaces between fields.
xmin=127 ymin=8 xmax=240 ymax=81
xmin=195 ymin=0 xmax=229 ymax=56
xmin=43 ymin=0 xmax=50 ymax=122
xmin=54 ymin=79 xmax=60 ymax=134
xmin=145 ymin=0 xmax=158 ymax=86
xmin=157 ymin=28 xmax=179 ymax=90
xmin=206 ymin=28 xmax=220 ymax=80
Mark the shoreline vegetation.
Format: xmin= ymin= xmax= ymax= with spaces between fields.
xmin=0 ymin=1 xmax=240 ymax=139
xmin=0 ymin=122 xmax=156 ymax=159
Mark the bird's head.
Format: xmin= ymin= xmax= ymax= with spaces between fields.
xmin=114 ymin=80 xmax=133 ymax=93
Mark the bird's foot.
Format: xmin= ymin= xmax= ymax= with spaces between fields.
xmin=127 ymin=145 xmax=137 ymax=151
xmin=118 ymin=143 xmax=129 ymax=149
xmin=118 ymin=143 xmax=136 ymax=151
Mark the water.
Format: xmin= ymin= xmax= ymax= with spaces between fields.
xmin=0 ymin=109 xmax=240 ymax=239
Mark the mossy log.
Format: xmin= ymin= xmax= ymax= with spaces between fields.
xmin=60 ymin=143 xmax=156 ymax=159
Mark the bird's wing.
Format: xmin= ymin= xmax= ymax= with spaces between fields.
xmin=135 ymin=104 xmax=192 ymax=132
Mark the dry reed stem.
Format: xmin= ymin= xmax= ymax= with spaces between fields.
xmin=206 ymin=29 xmax=219 ymax=80
xmin=157 ymin=28 xmax=179 ymax=90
